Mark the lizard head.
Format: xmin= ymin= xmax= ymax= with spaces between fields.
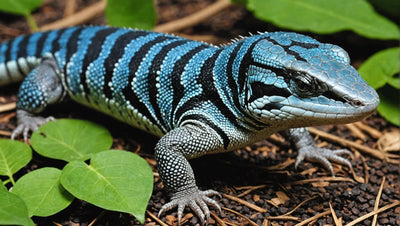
xmin=242 ymin=32 xmax=379 ymax=127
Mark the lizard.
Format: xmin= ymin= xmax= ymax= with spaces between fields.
xmin=0 ymin=26 xmax=379 ymax=224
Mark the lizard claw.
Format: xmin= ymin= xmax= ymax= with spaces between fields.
xmin=296 ymin=146 xmax=353 ymax=176
xmin=11 ymin=110 xmax=55 ymax=142
xmin=158 ymin=187 xmax=221 ymax=225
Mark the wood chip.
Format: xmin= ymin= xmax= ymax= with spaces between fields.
xmin=222 ymin=193 xmax=267 ymax=212
xmin=377 ymin=129 xmax=400 ymax=152
xmin=221 ymin=207 xmax=259 ymax=226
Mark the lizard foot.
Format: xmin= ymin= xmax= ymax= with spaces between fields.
xmin=158 ymin=187 xmax=221 ymax=225
xmin=296 ymin=146 xmax=353 ymax=176
xmin=11 ymin=110 xmax=55 ymax=141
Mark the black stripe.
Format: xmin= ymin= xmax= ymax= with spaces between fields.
xmin=35 ymin=31 xmax=49 ymax=57
xmin=122 ymin=35 xmax=172 ymax=127
xmin=148 ymin=39 xmax=188 ymax=131
xmin=290 ymin=40 xmax=319 ymax=49
xmin=174 ymin=49 xmax=221 ymax=121
xmin=103 ymin=30 xmax=149 ymax=99
xmin=267 ymin=38 xmax=308 ymax=62
xmin=80 ymin=27 xmax=118 ymax=99
xmin=237 ymin=39 xmax=263 ymax=94
xmin=62 ymin=27 xmax=85 ymax=89
xmin=226 ymin=42 xmax=245 ymax=113
xmin=15 ymin=35 xmax=31 ymax=76
xmin=251 ymin=61 xmax=290 ymax=85
xmin=248 ymin=82 xmax=291 ymax=104
xmin=51 ymin=28 xmax=67 ymax=53
xmin=198 ymin=48 xmax=253 ymax=133
xmin=226 ymin=43 xmax=270 ymax=129
xmin=181 ymin=114 xmax=230 ymax=149
xmin=17 ymin=35 xmax=30 ymax=59
xmin=170 ymin=45 xmax=209 ymax=123
xmin=64 ymin=27 xmax=85 ymax=67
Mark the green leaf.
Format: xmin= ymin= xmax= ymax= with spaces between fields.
xmin=11 ymin=167 xmax=74 ymax=217
xmin=0 ymin=139 xmax=31 ymax=176
xmin=358 ymin=47 xmax=400 ymax=89
xmin=61 ymin=150 xmax=153 ymax=223
xmin=377 ymin=86 xmax=399 ymax=126
xmin=368 ymin=0 xmax=400 ymax=19
xmin=106 ymin=0 xmax=156 ymax=30
xmin=0 ymin=183 xmax=35 ymax=226
xmin=0 ymin=0 xmax=43 ymax=16
xmin=247 ymin=0 xmax=400 ymax=40
xmin=31 ymin=119 xmax=113 ymax=162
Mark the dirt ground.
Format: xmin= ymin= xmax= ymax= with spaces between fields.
xmin=0 ymin=0 xmax=399 ymax=225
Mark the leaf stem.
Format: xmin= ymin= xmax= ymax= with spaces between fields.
xmin=25 ymin=13 xmax=38 ymax=32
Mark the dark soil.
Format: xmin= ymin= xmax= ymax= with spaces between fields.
xmin=0 ymin=0 xmax=399 ymax=225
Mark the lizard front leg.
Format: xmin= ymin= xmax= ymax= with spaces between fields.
xmin=156 ymin=123 xmax=222 ymax=225
xmin=11 ymin=58 xmax=65 ymax=141
xmin=284 ymin=127 xmax=352 ymax=175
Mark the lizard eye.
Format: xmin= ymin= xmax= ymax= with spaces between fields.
xmin=290 ymin=73 xmax=316 ymax=97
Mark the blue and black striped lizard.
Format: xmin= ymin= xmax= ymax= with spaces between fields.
xmin=0 ymin=26 xmax=379 ymax=224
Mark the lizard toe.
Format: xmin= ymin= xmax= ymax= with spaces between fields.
xmin=11 ymin=114 xmax=55 ymax=141
xmin=297 ymin=146 xmax=353 ymax=175
xmin=158 ymin=187 xmax=220 ymax=225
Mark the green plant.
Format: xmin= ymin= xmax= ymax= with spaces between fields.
xmin=105 ymin=0 xmax=156 ymax=30
xmin=0 ymin=119 xmax=153 ymax=225
xmin=0 ymin=0 xmax=43 ymax=31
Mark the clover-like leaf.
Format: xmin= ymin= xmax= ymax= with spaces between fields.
xmin=0 ymin=139 xmax=32 ymax=177
xmin=358 ymin=47 xmax=399 ymax=89
xmin=12 ymin=167 xmax=74 ymax=217
xmin=377 ymin=86 xmax=399 ymax=126
xmin=60 ymin=150 xmax=153 ymax=223
xmin=0 ymin=0 xmax=43 ymax=16
xmin=247 ymin=0 xmax=399 ymax=40
xmin=0 ymin=183 xmax=34 ymax=226
xmin=31 ymin=119 xmax=113 ymax=162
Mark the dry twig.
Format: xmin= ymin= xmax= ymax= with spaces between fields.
xmin=308 ymin=127 xmax=399 ymax=164
xmin=154 ymin=0 xmax=231 ymax=33
xmin=345 ymin=123 xmax=367 ymax=140
xmin=39 ymin=0 xmax=106 ymax=31
xmin=0 ymin=102 xmax=16 ymax=113
xmin=329 ymin=202 xmax=343 ymax=226
xmin=222 ymin=193 xmax=267 ymax=212
xmin=146 ymin=210 xmax=169 ymax=226
xmin=353 ymin=121 xmax=382 ymax=138
xmin=221 ymin=207 xmax=259 ymax=226
xmin=345 ymin=200 xmax=400 ymax=226
xmin=372 ymin=177 xmax=386 ymax=226
xmin=295 ymin=210 xmax=331 ymax=226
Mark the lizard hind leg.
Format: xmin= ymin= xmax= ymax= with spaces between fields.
xmin=11 ymin=58 xmax=65 ymax=141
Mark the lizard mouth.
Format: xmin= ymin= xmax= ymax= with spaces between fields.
xmin=247 ymin=82 xmax=379 ymax=124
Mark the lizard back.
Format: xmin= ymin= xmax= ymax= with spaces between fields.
xmin=0 ymin=26 xmax=229 ymax=137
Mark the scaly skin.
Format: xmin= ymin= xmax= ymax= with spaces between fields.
xmin=0 ymin=26 xmax=379 ymax=224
